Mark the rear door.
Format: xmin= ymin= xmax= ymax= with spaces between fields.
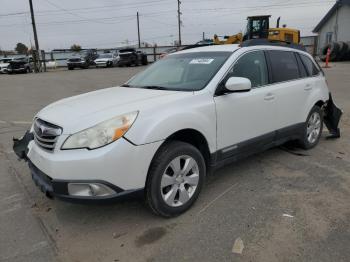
xmin=265 ymin=50 xmax=310 ymax=131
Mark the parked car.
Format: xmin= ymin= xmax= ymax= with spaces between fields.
xmin=7 ymin=57 xmax=34 ymax=74
xmin=13 ymin=44 xmax=342 ymax=217
xmin=94 ymin=53 xmax=119 ymax=68
xmin=0 ymin=58 xmax=12 ymax=74
xmin=67 ymin=49 xmax=98 ymax=70
xmin=118 ymin=48 xmax=148 ymax=66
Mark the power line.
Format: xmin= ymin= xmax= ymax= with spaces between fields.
xmin=41 ymin=0 xmax=113 ymax=24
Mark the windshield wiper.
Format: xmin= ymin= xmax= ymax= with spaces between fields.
xmin=139 ymin=85 xmax=168 ymax=90
xmin=120 ymin=84 xmax=132 ymax=87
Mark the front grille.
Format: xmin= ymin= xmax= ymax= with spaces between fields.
xmin=68 ymin=58 xmax=81 ymax=62
xmin=33 ymin=118 xmax=62 ymax=151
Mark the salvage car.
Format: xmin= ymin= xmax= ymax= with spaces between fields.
xmin=118 ymin=48 xmax=148 ymax=66
xmin=0 ymin=58 xmax=12 ymax=73
xmin=13 ymin=44 xmax=342 ymax=217
xmin=7 ymin=57 xmax=34 ymax=74
xmin=94 ymin=53 xmax=119 ymax=68
xmin=67 ymin=49 xmax=98 ymax=70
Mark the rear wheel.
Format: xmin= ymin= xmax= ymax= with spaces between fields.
xmin=299 ymin=106 xmax=323 ymax=149
xmin=146 ymin=141 xmax=205 ymax=217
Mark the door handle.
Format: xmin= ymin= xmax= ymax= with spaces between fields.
xmin=304 ymin=84 xmax=312 ymax=91
xmin=264 ymin=93 xmax=275 ymax=101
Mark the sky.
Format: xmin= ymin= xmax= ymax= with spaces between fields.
xmin=0 ymin=0 xmax=335 ymax=51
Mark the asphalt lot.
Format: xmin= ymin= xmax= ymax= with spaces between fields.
xmin=0 ymin=64 xmax=349 ymax=262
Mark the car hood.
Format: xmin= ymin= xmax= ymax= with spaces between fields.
xmin=95 ymin=58 xmax=111 ymax=62
xmin=9 ymin=61 xmax=26 ymax=65
xmin=36 ymin=87 xmax=188 ymax=134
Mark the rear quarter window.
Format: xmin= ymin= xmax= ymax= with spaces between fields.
xmin=267 ymin=50 xmax=299 ymax=83
xmin=299 ymin=54 xmax=320 ymax=76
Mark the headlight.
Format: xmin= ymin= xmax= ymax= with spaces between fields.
xmin=62 ymin=111 xmax=138 ymax=150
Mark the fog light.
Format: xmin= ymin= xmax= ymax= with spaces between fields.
xmin=68 ymin=183 xmax=116 ymax=197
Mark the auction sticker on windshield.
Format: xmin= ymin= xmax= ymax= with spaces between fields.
xmin=190 ymin=58 xmax=214 ymax=64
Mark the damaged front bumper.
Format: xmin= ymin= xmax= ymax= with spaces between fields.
xmin=13 ymin=131 xmax=145 ymax=203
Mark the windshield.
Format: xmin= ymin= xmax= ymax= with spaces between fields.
xmin=127 ymin=51 xmax=231 ymax=91
xmin=1 ymin=59 xmax=12 ymax=63
xmin=119 ymin=49 xmax=135 ymax=53
xmin=98 ymin=54 xmax=113 ymax=58
xmin=13 ymin=57 xmax=27 ymax=62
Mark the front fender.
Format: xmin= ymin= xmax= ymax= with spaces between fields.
xmin=124 ymin=98 xmax=217 ymax=153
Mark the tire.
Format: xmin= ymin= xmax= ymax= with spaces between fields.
xmin=146 ymin=141 xmax=206 ymax=217
xmin=344 ymin=42 xmax=350 ymax=61
xmin=142 ymin=56 xmax=148 ymax=65
xmin=299 ymin=106 xmax=323 ymax=150
xmin=68 ymin=67 xmax=74 ymax=70
xmin=337 ymin=41 xmax=348 ymax=61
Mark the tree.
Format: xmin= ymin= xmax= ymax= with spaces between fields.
xmin=70 ymin=44 xmax=82 ymax=52
xmin=15 ymin=42 xmax=28 ymax=54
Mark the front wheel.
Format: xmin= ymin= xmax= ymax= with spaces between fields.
xmin=146 ymin=141 xmax=205 ymax=217
xmin=299 ymin=106 xmax=323 ymax=149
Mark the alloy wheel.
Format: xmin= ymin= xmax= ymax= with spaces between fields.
xmin=307 ymin=112 xmax=321 ymax=144
xmin=160 ymin=155 xmax=199 ymax=207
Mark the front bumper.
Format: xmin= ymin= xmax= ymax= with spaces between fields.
xmin=7 ymin=68 xmax=26 ymax=73
xmin=95 ymin=62 xmax=108 ymax=67
xmin=67 ymin=62 xmax=86 ymax=67
xmin=117 ymin=59 xmax=134 ymax=65
xmin=13 ymin=131 xmax=162 ymax=202
xmin=28 ymin=160 xmax=143 ymax=203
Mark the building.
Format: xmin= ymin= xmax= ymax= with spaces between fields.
xmin=313 ymin=0 xmax=350 ymax=54
xmin=300 ymin=35 xmax=317 ymax=56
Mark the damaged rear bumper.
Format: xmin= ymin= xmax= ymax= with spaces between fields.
xmin=324 ymin=93 xmax=343 ymax=138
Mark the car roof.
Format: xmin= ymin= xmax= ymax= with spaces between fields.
xmin=176 ymin=43 xmax=310 ymax=56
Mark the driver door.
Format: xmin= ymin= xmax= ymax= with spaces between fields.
xmin=214 ymin=50 xmax=278 ymax=159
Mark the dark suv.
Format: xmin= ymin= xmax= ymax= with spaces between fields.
xmin=7 ymin=57 xmax=34 ymax=74
xmin=67 ymin=49 xmax=98 ymax=70
xmin=118 ymin=48 xmax=148 ymax=67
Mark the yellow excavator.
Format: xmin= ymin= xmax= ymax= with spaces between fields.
xmin=213 ymin=15 xmax=300 ymax=45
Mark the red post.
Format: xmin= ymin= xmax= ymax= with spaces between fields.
xmin=324 ymin=47 xmax=331 ymax=68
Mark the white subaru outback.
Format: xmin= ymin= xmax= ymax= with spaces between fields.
xmin=14 ymin=44 xmax=342 ymax=217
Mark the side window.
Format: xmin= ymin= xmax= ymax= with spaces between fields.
xmin=326 ymin=32 xmax=332 ymax=44
xmin=267 ymin=50 xmax=299 ymax=83
xmin=299 ymin=54 xmax=320 ymax=76
xmin=227 ymin=51 xmax=268 ymax=88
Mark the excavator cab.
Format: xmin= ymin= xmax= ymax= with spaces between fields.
xmin=244 ymin=15 xmax=271 ymax=41
xmin=213 ymin=15 xmax=300 ymax=45
xmin=244 ymin=15 xmax=300 ymax=44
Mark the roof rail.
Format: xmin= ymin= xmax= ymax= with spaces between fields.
xmin=240 ymin=39 xmax=306 ymax=51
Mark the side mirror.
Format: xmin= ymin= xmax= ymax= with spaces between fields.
xmin=225 ymin=77 xmax=251 ymax=92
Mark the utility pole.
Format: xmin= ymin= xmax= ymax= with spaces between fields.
xmin=29 ymin=0 xmax=40 ymax=72
xmin=177 ymin=0 xmax=182 ymax=46
xmin=202 ymin=32 xmax=205 ymax=40
xmin=137 ymin=11 xmax=141 ymax=48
